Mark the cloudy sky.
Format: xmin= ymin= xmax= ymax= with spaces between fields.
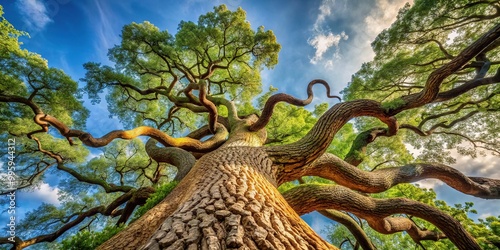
xmin=1 ymin=0 xmax=499 ymax=243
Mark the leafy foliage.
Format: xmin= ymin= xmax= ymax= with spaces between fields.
xmin=132 ymin=181 xmax=179 ymax=220
xmin=60 ymin=224 xmax=125 ymax=250
xmin=81 ymin=5 xmax=280 ymax=131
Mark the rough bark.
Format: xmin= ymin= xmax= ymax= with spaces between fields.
xmin=100 ymin=147 xmax=335 ymax=250
xmin=142 ymin=147 xmax=333 ymax=250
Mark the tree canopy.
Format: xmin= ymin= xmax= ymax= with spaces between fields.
xmin=1 ymin=1 xmax=500 ymax=250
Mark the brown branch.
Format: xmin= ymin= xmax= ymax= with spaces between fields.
xmin=145 ymin=138 xmax=196 ymax=181
xmin=318 ymin=210 xmax=376 ymax=250
xmin=434 ymin=131 xmax=500 ymax=155
xmin=434 ymin=68 xmax=500 ymax=103
xmin=34 ymin=113 xmax=228 ymax=152
xmin=418 ymin=92 xmax=497 ymax=130
xmin=282 ymin=184 xmax=481 ymax=250
xmin=365 ymin=216 xmax=446 ymax=244
xmin=198 ymin=80 xmax=218 ymax=133
xmin=31 ymin=136 xmax=135 ymax=193
xmin=115 ymin=186 xmax=155 ymax=225
xmin=268 ymin=99 xmax=397 ymax=184
xmin=249 ymin=79 xmax=341 ymax=132
xmin=390 ymin=23 xmax=500 ymax=115
xmin=295 ymin=153 xmax=499 ymax=199
xmin=5 ymin=200 xmax=126 ymax=249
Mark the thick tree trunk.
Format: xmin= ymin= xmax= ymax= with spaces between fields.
xmin=99 ymin=146 xmax=335 ymax=249
xmin=142 ymin=147 xmax=334 ymax=249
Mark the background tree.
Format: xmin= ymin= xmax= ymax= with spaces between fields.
xmin=0 ymin=1 xmax=499 ymax=250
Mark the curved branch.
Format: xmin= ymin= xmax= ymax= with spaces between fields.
xmin=31 ymin=136 xmax=135 ymax=193
xmin=145 ymin=138 xmax=196 ymax=181
xmin=249 ymin=79 xmax=341 ymax=132
xmin=116 ymin=186 xmax=155 ymax=225
xmin=282 ymin=184 xmax=481 ymax=250
xmin=208 ymin=97 xmax=240 ymax=126
xmin=5 ymin=199 xmax=127 ymax=249
xmin=268 ymin=99 xmax=397 ymax=183
xmin=390 ymin=23 xmax=500 ymax=114
xmin=0 ymin=94 xmax=43 ymax=114
xmin=198 ymin=80 xmax=218 ymax=133
xmin=318 ymin=210 xmax=376 ymax=250
xmin=34 ymin=113 xmax=228 ymax=152
xmin=365 ymin=216 xmax=446 ymax=244
xmin=418 ymin=91 xmax=498 ymax=130
xmin=297 ymin=153 xmax=500 ymax=199
xmin=434 ymin=68 xmax=500 ymax=103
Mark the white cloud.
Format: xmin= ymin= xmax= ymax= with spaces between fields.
xmin=416 ymin=149 xmax=500 ymax=190
xmin=93 ymin=0 xmax=114 ymax=50
xmin=364 ymin=0 xmax=413 ymax=38
xmin=308 ymin=0 xmax=348 ymax=67
xmin=16 ymin=0 xmax=53 ymax=31
xmin=21 ymin=182 xmax=62 ymax=206
xmin=314 ymin=0 xmax=334 ymax=31
xmin=308 ymin=32 xmax=348 ymax=65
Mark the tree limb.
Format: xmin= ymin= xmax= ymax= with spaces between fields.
xmin=344 ymin=128 xmax=392 ymax=166
xmin=282 ymin=184 xmax=481 ymax=250
xmin=268 ymin=99 xmax=397 ymax=183
xmin=249 ymin=79 xmax=341 ymax=132
xmin=34 ymin=113 xmax=228 ymax=152
xmin=198 ymin=80 xmax=218 ymax=133
xmin=293 ymin=153 xmax=499 ymax=199
xmin=389 ymin=23 xmax=500 ymax=114
xmin=145 ymin=138 xmax=196 ymax=181
xmin=365 ymin=216 xmax=446 ymax=244
xmin=318 ymin=210 xmax=376 ymax=250
xmin=3 ymin=202 xmax=125 ymax=249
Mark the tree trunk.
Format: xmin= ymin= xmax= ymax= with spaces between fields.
xmin=99 ymin=146 xmax=336 ymax=249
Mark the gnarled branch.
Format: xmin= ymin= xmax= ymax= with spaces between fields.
xmin=344 ymin=127 xmax=392 ymax=166
xmin=198 ymin=80 xmax=218 ymax=133
xmin=365 ymin=216 xmax=446 ymax=245
xmin=390 ymin=23 xmax=500 ymax=114
xmin=268 ymin=99 xmax=397 ymax=183
xmin=145 ymin=138 xmax=196 ymax=181
xmin=282 ymin=184 xmax=480 ymax=250
xmin=33 ymin=113 xmax=228 ymax=152
xmin=3 ymin=196 xmax=128 ymax=250
xmin=294 ymin=153 xmax=499 ymax=199
xmin=249 ymin=79 xmax=341 ymax=132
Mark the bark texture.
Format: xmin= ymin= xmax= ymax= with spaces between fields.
xmin=140 ymin=147 xmax=335 ymax=250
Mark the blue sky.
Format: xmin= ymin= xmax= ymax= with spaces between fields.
xmin=1 ymin=0 xmax=500 ymax=245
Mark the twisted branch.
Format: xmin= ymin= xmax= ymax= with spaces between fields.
xmin=268 ymin=99 xmax=398 ymax=181
xmin=389 ymin=23 xmax=500 ymax=114
xmin=344 ymin=127 xmax=392 ymax=166
xmin=295 ymin=153 xmax=500 ymax=199
xmin=145 ymin=138 xmax=196 ymax=181
xmin=249 ymin=79 xmax=341 ymax=132
xmin=0 ymin=192 xmax=131 ymax=249
xmin=33 ymin=113 xmax=228 ymax=152
xmin=365 ymin=216 xmax=446 ymax=245
xmin=198 ymin=80 xmax=218 ymax=133
xmin=282 ymin=184 xmax=480 ymax=250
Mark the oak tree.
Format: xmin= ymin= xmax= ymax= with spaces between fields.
xmin=1 ymin=1 xmax=500 ymax=249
